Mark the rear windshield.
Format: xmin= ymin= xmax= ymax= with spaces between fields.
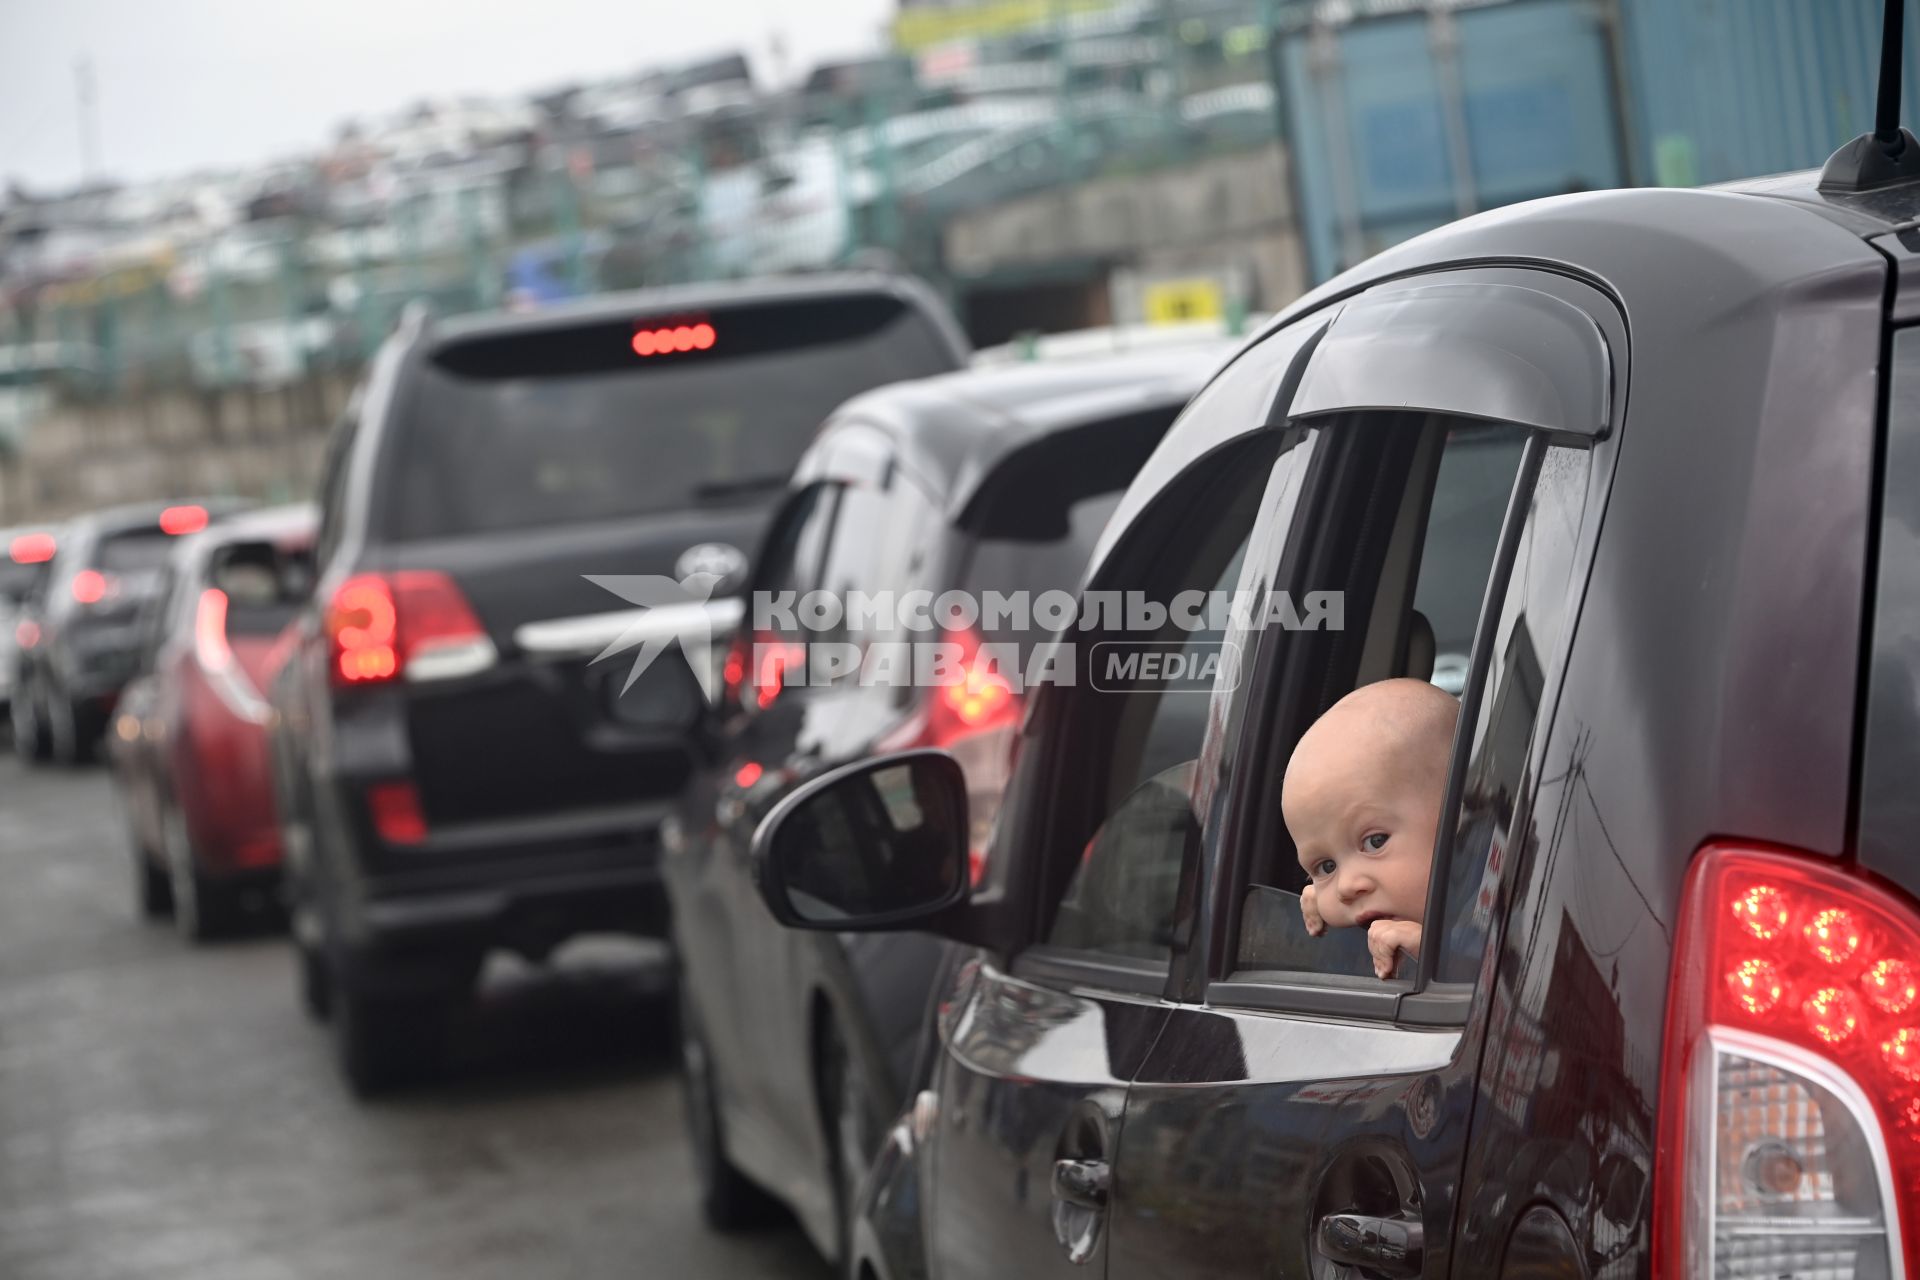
xmin=0 ymin=560 xmax=41 ymax=602
xmin=209 ymin=539 xmax=316 ymax=636
xmin=383 ymin=294 xmax=959 ymax=541
xmin=97 ymin=529 xmax=180 ymax=601
xmin=961 ymin=406 xmax=1181 ymax=655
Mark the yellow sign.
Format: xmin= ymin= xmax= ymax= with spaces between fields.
xmin=893 ymin=0 xmax=1114 ymax=53
xmin=1142 ymin=278 xmax=1225 ymax=325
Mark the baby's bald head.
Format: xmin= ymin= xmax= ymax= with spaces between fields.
xmin=1283 ymin=679 xmax=1459 ymax=929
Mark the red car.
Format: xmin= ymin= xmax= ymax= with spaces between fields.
xmin=112 ymin=505 xmax=316 ymax=940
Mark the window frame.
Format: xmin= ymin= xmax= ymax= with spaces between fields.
xmin=1194 ymin=265 xmax=1627 ymax=1026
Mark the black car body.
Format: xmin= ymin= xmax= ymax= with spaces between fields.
xmin=268 ymin=274 xmax=966 ymax=1093
xmin=11 ymin=501 xmax=245 ymax=765
xmin=664 ymin=344 xmax=1235 ymax=1265
xmin=749 ymin=169 xmax=1920 ymax=1280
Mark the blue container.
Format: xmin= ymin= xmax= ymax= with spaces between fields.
xmin=1281 ymin=0 xmax=1625 ymax=284
xmin=1618 ymin=0 xmax=1897 ymax=188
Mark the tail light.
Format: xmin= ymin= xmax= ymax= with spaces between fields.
xmin=195 ymin=588 xmax=271 ymax=723
xmin=1657 ymin=843 xmax=1920 ymax=1278
xmin=15 ymin=620 xmax=39 ymax=649
xmin=195 ymin=589 xmax=234 ymax=672
xmin=881 ymin=627 xmax=1022 ymax=886
xmin=325 ymin=572 xmax=494 ymax=688
xmin=9 ymin=532 xmax=55 ymax=564
xmin=71 ymin=569 xmax=112 ymax=605
xmin=728 ymin=630 xmax=802 ymax=711
xmin=366 ymin=780 xmax=428 ymax=846
xmin=160 ymin=505 xmax=209 ymax=536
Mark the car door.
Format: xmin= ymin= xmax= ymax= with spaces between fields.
xmin=1097 ymin=270 xmax=1624 ymax=1279
xmin=920 ymin=386 xmax=1326 ymax=1280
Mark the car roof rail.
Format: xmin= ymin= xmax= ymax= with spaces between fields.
xmin=1820 ymin=0 xmax=1920 ymax=192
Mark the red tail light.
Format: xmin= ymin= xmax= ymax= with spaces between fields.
xmin=15 ymin=620 xmax=39 ymax=649
xmin=366 ymin=781 xmax=428 ymax=846
xmin=160 ymin=505 xmax=209 ymax=536
xmin=195 ymin=588 xmax=234 ymax=672
xmin=746 ymin=633 xmax=804 ymax=710
xmin=1657 ymin=843 xmax=1920 ymax=1278
xmin=72 ymin=569 xmax=110 ymax=605
xmin=325 ymin=572 xmax=491 ymax=687
xmin=880 ymin=628 xmax=1022 ymax=886
xmin=9 ymin=532 xmax=55 ymax=564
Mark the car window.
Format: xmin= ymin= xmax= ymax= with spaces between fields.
xmin=1228 ymin=419 xmax=1594 ymax=987
xmin=382 ymin=298 xmax=957 ymax=541
xmin=1033 ymin=432 xmax=1293 ymax=965
xmin=736 ymin=483 xmax=837 ymax=712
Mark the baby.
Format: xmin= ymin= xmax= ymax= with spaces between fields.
xmin=1283 ymin=678 xmax=1459 ymax=979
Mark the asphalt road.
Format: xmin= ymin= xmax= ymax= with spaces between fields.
xmin=0 ymin=749 xmax=832 ymax=1280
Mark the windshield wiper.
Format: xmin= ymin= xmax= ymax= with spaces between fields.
xmin=693 ymin=473 xmax=792 ymax=502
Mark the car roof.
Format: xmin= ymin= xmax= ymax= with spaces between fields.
xmin=803 ymin=342 xmax=1238 ymax=519
xmin=58 ymin=497 xmax=249 ymax=540
xmin=196 ymin=502 xmax=317 ymax=548
xmin=425 ymin=271 xmax=955 ymax=348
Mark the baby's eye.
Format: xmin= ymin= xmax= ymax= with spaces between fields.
xmin=1362 ymin=833 xmax=1390 ymax=852
xmin=1312 ymin=859 xmax=1337 ymax=878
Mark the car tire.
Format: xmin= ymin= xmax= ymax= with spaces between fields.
xmin=819 ymin=1019 xmax=877 ymax=1272
xmin=11 ymin=682 xmax=51 ymax=763
xmin=165 ymin=808 xmax=231 ymax=943
xmin=298 ymin=938 xmax=333 ymax=1023
xmin=135 ymin=847 xmax=172 ymax=919
xmin=678 ymin=980 xmax=776 ymax=1229
xmin=48 ymin=695 xmax=93 ymax=767
xmin=332 ymin=971 xmax=447 ymax=1098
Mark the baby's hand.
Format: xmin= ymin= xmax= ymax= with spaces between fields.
xmin=1366 ymin=919 xmax=1423 ymax=979
xmin=1300 ymin=883 xmax=1326 ymax=937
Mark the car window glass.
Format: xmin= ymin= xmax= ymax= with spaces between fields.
xmin=1433 ymin=443 xmax=1590 ymax=982
xmin=739 ymin=484 xmax=836 ymax=712
xmin=1232 ymin=423 xmax=1594 ymax=990
xmin=1234 ymin=419 xmax=1529 ymax=977
xmin=1039 ymin=435 xmax=1288 ymax=964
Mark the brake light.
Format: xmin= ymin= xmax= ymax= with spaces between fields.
xmin=750 ymin=633 xmax=804 ymax=710
xmin=195 ymin=589 xmax=233 ymax=672
xmin=72 ymin=569 xmax=109 ymax=605
xmin=366 ymin=781 xmax=427 ymax=846
xmin=325 ymin=572 xmax=493 ymax=687
xmin=880 ymin=627 xmax=1022 ymax=886
xmin=160 ymin=505 xmax=209 ymax=536
xmin=15 ymin=621 xmax=39 ymax=649
xmin=1657 ymin=843 xmax=1920 ymax=1279
xmin=632 ymin=322 xmax=716 ymax=357
xmin=9 ymin=532 xmax=54 ymax=564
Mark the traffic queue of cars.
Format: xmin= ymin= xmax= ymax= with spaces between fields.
xmin=16 ymin=70 xmax=1920 ymax=1275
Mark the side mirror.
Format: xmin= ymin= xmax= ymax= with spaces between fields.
xmin=751 ymin=749 xmax=970 ymax=930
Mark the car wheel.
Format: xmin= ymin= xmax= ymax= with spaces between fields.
xmin=165 ymin=808 xmax=231 ymax=943
xmin=11 ymin=682 xmax=51 ymax=763
xmin=819 ymin=1019 xmax=877 ymax=1271
xmin=48 ymin=695 xmax=93 ymax=767
xmin=298 ymin=938 xmax=332 ymax=1023
xmin=678 ymin=978 xmax=775 ymax=1229
xmin=332 ymin=970 xmax=446 ymax=1098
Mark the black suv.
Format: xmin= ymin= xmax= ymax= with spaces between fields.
xmin=12 ymin=501 xmax=244 ymax=765
xmin=747 ymin=161 xmax=1920 ymax=1276
xmin=665 ymin=344 xmax=1235 ymax=1267
xmin=269 ymin=275 xmax=966 ymax=1093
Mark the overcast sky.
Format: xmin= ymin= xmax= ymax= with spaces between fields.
xmin=0 ymin=0 xmax=895 ymax=190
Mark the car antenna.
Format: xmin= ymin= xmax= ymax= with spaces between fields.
xmin=1820 ymin=0 xmax=1920 ymax=191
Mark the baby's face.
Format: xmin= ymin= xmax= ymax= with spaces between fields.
xmin=1283 ymin=690 xmax=1452 ymax=930
xmin=1287 ymin=766 xmax=1438 ymax=930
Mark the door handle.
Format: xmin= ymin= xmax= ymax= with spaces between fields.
xmin=1316 ymin=1212 xmax=1423 ymax=1277
xmin=1052 ymin=1158 xmax=1110 ymax=1210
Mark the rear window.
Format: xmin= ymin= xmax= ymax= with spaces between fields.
xmin=97 ymin=529 xmax=176 ymax=575
xmin=960 ymin=406 xmax=1181 ymax=656
xmin=209 ymin=539 xmax=315 ymax=636
xmin=0 ymin=560 xmax=41 ymax=602
xmin=383 ymin=294 xmax=960 ymax=541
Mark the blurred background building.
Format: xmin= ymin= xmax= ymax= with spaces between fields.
xmin=0 ymin=0 xmax=1900 ymax=521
